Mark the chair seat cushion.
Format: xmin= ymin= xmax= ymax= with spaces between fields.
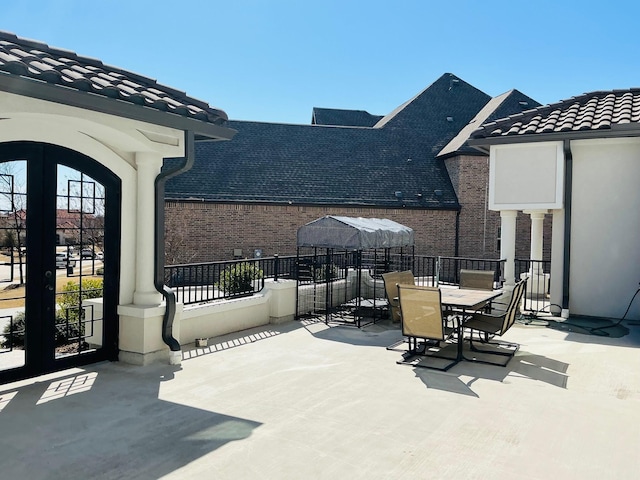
xmin=464 ymin=315 xmax=502 ymax=334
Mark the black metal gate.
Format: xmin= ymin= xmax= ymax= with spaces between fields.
xmin=0 ymin=142 xmax=121 ymax=384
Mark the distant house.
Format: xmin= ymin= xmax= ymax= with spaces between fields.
xmin=469 ymin=89 xmax=640 ymax=321
xmin=164 ymin=73 xmax=542 ymax=262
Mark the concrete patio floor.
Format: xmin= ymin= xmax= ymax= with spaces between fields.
xmin=0 ymin=316 xmax=639 ymax=479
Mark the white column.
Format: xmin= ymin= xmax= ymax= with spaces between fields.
xmin=549 ymin=209 xmax=565 ymax=316
xmin=500 ymin=210 xmax=517 ymax=287
xmin=524 ymin=209 xmax=547 ymax=274
xmin=133 ymin=152 xmax=163 ymax=305
xmin=523 ymin=209 xmax=550 ymax=299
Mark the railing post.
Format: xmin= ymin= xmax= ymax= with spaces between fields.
xmin=274 ymin=254 xmax=279 ymax=282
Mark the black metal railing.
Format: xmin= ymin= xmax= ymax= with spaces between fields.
xmin=165 ymin=255 xmax=306 ymax=305
xmin=408 ymin=256 xmax=506 ymax=287
xmin=515 ymin=258 xmax=551 ymax=313
xmin=166 ymin=253 xmax=511 ymax=307
xmin=436 ymin=256 xmax=506 ymax=287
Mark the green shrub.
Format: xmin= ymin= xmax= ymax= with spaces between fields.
xmin=217 ymin=262 xmax=263 ymax=296
xmin=0 ymin=311 xmax=26 ymax=349
xmin=1 ymin=279 xmax=104 ymax=348
xmin=55 ymin=279 xmax=104 ymax=342
xmin=57 ymin=279 xmax=103 ymax=312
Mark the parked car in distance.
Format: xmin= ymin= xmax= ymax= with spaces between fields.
xmin=95 ymin=252 xmax=104 ymax=261
xmin=55 ymin=252 xmax=77 ymax=269
xmin=81 ymin=248 xmax=95 ymax=259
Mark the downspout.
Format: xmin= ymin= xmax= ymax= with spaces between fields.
xmin=562 ymin=139 xmax=573 ymax=316
xmin=154 ymin=130 xmax=196 ymax=353
xmin=454 ymin=209 xmax=460 ymax=257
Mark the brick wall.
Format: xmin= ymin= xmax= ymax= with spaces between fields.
xmin=164 ymin=153 xmax=553 ymax=264
xmin=445 ymin=155 xmax=501 ymax=258
xmin=164 ymin=202 xmax=458 ymax=263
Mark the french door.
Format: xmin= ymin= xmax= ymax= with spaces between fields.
xmin=0 ymin=142 xmax=120 ymax=383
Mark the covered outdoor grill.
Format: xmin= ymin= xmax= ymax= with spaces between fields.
xmin=296 ymin=216 xmax=415 ymax=326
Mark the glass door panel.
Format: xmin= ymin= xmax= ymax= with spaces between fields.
xmin=0 ymin=160 xmax=27 ymax=373
xmin=53 ymin=166 xmax=106 ymax=360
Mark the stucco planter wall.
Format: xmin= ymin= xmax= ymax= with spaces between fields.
xmin=176 ymin=279 xmax=297 ymax=346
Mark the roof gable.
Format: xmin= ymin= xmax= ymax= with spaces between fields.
xmin=374 ymin=73 xmax=491 ymax=134
xmin=438 ymin=89 xmax=541 ymax=157
xmin=166 ymin=73 xmax=538 ymax=209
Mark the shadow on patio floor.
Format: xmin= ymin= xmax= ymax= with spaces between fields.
xmin=0 ymin=363 xmax=262 ymax=479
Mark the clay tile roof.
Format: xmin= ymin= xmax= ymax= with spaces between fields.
xmin=471 ymin=88 xmax=640 ymax=140
xmin=0 ymin=30 xmax=228 ymax=126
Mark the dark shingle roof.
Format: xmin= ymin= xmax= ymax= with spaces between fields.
xmin=374 ymin=73 xmax=491 ymax=132
xmin=166 ymin=74 xmax=505 ymax=209
xmin=0 ymin=30 xmax=228 ymax=127
xmin=166 ymin=120 xmax=460 ymax=208
xmin=471 ymin=89 xmax=640 ymax=140
xmin=311 ymin=108 xmax=383 ymax=127
xmin=438 ymin=89 xmax=541 ymax=157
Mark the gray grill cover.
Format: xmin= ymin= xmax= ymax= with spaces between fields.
xmin=297 ymin=216 xmax=414 ymax=249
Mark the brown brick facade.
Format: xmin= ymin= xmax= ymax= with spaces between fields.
xmin=164 ymin=202 xmax=458 ymax=263
xmin=164 ymin=153 xmax=553 ymax=264
xmin=445 ymin=155 xmax=500 ymax=258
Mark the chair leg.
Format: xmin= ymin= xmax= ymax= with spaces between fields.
xmin=396 ymin=336 xmax=460 ymax=371
xmin=463 ymin=334 xmax=519 ymax=367
xmin=385 ymin=338 xmax=407 ymax=351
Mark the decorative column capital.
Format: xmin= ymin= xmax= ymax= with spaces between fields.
xmin=135 ymin=152 xmax=162 ymax=167
xmin=523 ymin=209 xmax=548 ymax=219
xmin=500 ymin=210 xmax=518 ymax=219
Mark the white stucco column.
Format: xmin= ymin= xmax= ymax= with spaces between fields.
xmin=523 ymin=209 xmax=550 ymax=299
xmin=500 ymin=210 xmax=518 ymax=287
xmin=524 ymin=210 xmax=547 ymax=274
xmin=549 ymin=209 xmax=565 ymax=316
xmin=133 ymin=151 xmax=163 ymax=305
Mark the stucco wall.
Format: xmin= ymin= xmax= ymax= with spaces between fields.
xmin=569 ymin=138 xmax=640 ymax=320
xmin=445 ymin=154 xmax=551 ymax=260
xmin=489 ymin=142 xmax=564 ymax=210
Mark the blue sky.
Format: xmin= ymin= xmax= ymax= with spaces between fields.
xmin=4 ymin=0 xmax=640 ymax=124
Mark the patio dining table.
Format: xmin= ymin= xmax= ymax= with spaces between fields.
xmin=438 ymin=285 xmax=504 ymax=362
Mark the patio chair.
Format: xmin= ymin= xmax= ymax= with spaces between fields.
xmin=396 ymin=284 xmax=460 ymax=371
xmin=462 ymin=277 xmax=528 ymax=366
xmin=381 ymin=270 xmax=415 ymax=323
xmin=459 ymin=269 xmax=496 ymax=312
xmin=459 ymin=269 xmax=494 ymax=290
